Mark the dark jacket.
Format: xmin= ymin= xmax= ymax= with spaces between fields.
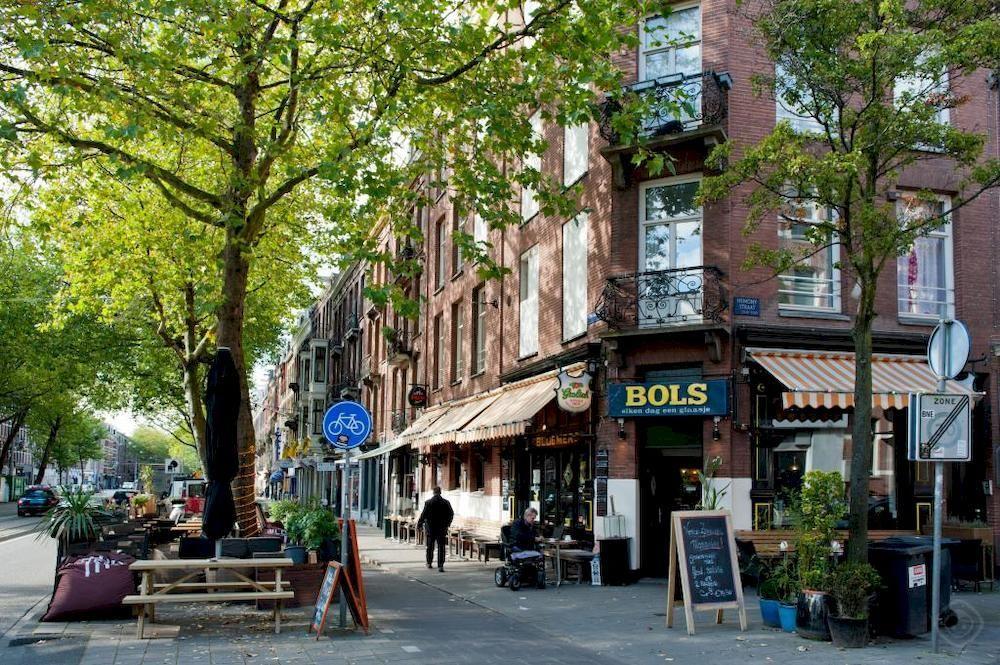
xmin=510 ymin=518 xmax=538 ymax=551
xmin=417 ymin=494 xmax=454 ymax=534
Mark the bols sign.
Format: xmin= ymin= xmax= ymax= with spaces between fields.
xmin=608 ymin=379 xmax=729 ymax=417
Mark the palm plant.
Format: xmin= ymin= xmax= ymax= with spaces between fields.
xmin=36 ymin=486 xmax=102 ymax=548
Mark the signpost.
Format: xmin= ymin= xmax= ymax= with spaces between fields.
xmin=909 ymin=319 xmax=971 ymax=653
xmin=321 ymin=401 xmax=371 ymax=629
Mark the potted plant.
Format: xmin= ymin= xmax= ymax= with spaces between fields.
xmin=769 ymin=558 xmax=799 ymax=632
xmin=267 ymin=498 xmax=302 ymax=529
xmin=36 ymin=486 xmax=103 ymax=562
xmin=131 ymin=494 xmax=150 ymax=518
xmin=940 ymin=518 xmax=992 ymax=542
xmin=827 ymin=562 xmax=881 ymax=648
xmin=299 ymin=507 xmax=341 ymax=562
xmin=757 ymin=577 xmax=782 ymax=628
xmin=792 ymin=471 xmax=846 ymax=641
xmin=283 ymin=508 xmax=308 ymax=564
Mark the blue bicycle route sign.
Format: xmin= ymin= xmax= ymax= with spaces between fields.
xmin=322 ymin=401 xmax=372 ymax=450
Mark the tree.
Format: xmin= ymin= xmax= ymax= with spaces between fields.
xmin=0 ymin=0 xmax=646 ymax=533
xmin=131 ymin=425 xmax=203 ymax=475
xmin=700 ymin=0 xmax=999 ymax=561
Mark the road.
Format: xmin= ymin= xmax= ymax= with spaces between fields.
xmin=0 ymin=503 xmax=56 ymax=637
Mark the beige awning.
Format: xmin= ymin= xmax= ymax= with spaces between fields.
xmin=746 ymin=348 xmax=978 ymax=409
xmin=358 ymin=406 xmax=447 ymax=459
xmin=456 ymin=373 xmax=559 ymax=444
xmin=412 ymin=395 xmax=500 ymax=447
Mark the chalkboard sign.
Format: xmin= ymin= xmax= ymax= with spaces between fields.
xmin=666 ymin=510 xmax=746 ymax=635
xmin=310 ymin=562 xmax=343 ymax=637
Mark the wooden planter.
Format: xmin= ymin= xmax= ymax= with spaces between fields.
xmin=941 ymin=525 xmax=992 ymax=542
xmin=256 ymin=561 xmax=326 ymax=609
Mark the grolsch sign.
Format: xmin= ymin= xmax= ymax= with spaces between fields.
xmin=556 ymin=370 xmax=592 ymax=413
xmin=408 ymin=385 xmax=428 ymax=408
xmin=608 ymin=379 xmax=729 ymax=417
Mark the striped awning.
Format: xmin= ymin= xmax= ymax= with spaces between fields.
xmin=456 ymin=371 xmax=561 ymax=444
xmin=412 ymin=394 xmax=500 ymax=447
xmin=746 ymin=348 xmax=977 ymax=410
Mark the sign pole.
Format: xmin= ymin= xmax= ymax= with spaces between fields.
xmin=930 ymin=318 xmax=949 ymax=653
xmin=339 ymin=448 xmax=351 ymax=629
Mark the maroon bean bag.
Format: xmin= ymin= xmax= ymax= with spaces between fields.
xmin=42 ymin=552 xmax=137 ymax=622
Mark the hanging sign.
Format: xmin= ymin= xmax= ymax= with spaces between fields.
xmin=608 ymin=379 xmax=729 ymax=417
xmin=408 ymin=385 xmax=428 ymax=408
xmin=556 ymin=369 xmax=593 ymax=413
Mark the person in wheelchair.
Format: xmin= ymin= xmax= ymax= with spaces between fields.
xmin=494 ymin=507 xmax=546 ymax=591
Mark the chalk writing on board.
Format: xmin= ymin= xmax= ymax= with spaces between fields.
xmin=680 ymin=516 xmax=736 ymax=604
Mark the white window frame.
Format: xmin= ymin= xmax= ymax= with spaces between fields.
xmin=519 ymin=246 xmax=539 ymax=357
xmin=522 ymin=111 xmax=543 ymax=222
xmin=638 ymin=173 xmax=703 ymax=271
xmin=638 ymin=2 xmax=702 ymax=83
xmin=435 ymin=216 xmax=447 ymax=289
xmin=472 ymin=285 xmax=487 ymax=375
xmin=451 ymin=300 xmax=464 ymax=382
xmin=776 ymin=193 xmax=842 ymax=313
xmin=774 ymin=63 xmax=826 ymax=135
xmin=896 ymin=193 xmax=954 ymax=322
xmin=473 ymin=213 xmax=488 ymax=246
xmin=563 ymin=122 xmax=589 ymax=186
xmin=562 ymin=213 xmax=589 ymax=340
xmin=894 ymin=53 xmax=950 ymax=127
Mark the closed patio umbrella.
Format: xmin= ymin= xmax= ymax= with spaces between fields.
xmin=202 ymin=347 xmax=240 ymax=545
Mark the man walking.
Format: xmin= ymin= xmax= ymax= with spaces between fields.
xmin=416 ymin=486 xmax=453 ymax=572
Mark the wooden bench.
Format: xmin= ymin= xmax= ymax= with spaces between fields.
xmin=735 ymin=529 xmax=917 ymax=557
xmin=125 ymin=558 xmax=294 ymax=638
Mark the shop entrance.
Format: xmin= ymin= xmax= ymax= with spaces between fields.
xmin=639 ymin=419 xmax=703 ymax=577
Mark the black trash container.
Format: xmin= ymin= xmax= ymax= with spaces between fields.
xmin=868 ymin=540 xmax=932 ymax=637
xmin=879 ymin=535 xmax=957 ymax=625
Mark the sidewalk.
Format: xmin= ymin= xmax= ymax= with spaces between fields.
xmin=356 ymin=525 xmax=1000 ymax=665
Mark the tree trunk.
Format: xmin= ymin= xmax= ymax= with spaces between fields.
xmin=34 ymin=417 xmax=62 ymax=485
xmin=846 ymin=285 xmax=877 ymax=563
xmin=217 ymin=232 xmax=259 ymax=536
xmin=183 ymin=360 xmax=209 ymax=469
xmin=0 ymin=409 xmax=27 ymax=475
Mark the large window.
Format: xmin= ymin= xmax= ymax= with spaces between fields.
xmin=640 ymin=5 xmax=701 ymax=82
xmin=451 ymin=300 xmax=464 ymax=382
xmin=896 ymin=193 xmax=953 ymax=320
xmin=519 ymin=246 xmax=539 ymax=357
xmin=312 ymin=399 xmax=324 ymax=435
xmin=451 ymin=210 xmax=463 ymax=275
xmin=895 ymin=52 xmax=950 ymax=126
xmin=562 ymin=213 xmax=589 ymax=339
xmin=433 ymin=313 xmax=444 ymax=389
xmin=521 ymin=112 xmax=543 ymax=222
xmin=774 ymin=63 xmax=825 ymax=134
xmin=777 ymin=192 xmax=840 ymax=311
xmin=435 ymin=216 xmax=446 ymax=289
xmin=472 ymin=285 xmax=487 ymax=375
xmin=313 ymin=344 xmax=327 ymax=384
xmin=473 ymin=213 xmax=488 ymax=246
xmin=563 ymin=123 xmax=589 ymax=186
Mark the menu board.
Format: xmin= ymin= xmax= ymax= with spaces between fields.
xmin=666 ymin=510 xmax=746 ymax=635
xmin=595 ymin=449 xmax=609 ymax=517
xmin=310 ymin=562 xmax=343 ymax=637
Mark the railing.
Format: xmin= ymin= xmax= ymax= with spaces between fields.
xmin=385 ymin=330 xmax=415 ymax=366
xmin=391 ymin=410 xmax=408 ymax=434
xmin=595 ymin=266 xmax=727 ymax=329
xmin=344 ymin=313 xmax=361 ymax=340
xmin=598 ymin=70 xmax=731 ymax=145
xmin=897 ymin=283 xmax=954 ymax=320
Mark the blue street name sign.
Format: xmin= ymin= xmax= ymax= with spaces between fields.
xmin=322 ymin=401 xmax=372 ymax=450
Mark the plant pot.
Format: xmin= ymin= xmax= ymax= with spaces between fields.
xmin=828 ymin=615 xmax=868 ymax=648
xmin=941 ymin=525 xmax=992 ymax=542
xmin=318 ymin=537 xmax=341 ymax=562
xmin=778 ymin=603 xmax=797 ymax=632
xmin=796 ymin=590 xmax=831 ymax=640
xmin=284 ymin=545 xmax=307 ymax=565
xmin=759 ymin=598 xmax=781 ymax=628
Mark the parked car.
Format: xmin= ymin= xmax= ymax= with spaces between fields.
xmin=17 ymin=486 xmax=59 ymax=516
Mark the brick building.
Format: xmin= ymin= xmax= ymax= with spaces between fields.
xmin=253 ymin=1 xmax=999 ymax=576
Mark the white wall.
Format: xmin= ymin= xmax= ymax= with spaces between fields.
xmin=419 ymin=489 xmax=504 ymax=524
xmin=593 ymin=478 xmax=640 ymax=569
xmin=709 ymin=477 xmax=752 ymax=530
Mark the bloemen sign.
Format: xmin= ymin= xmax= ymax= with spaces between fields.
xmin=556 ymin=370 xmax=592 ymax=413
xmin=608 ymin=379 xmax=729 ymax=417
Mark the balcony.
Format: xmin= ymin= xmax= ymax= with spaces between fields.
xmin=330 ymin=339 xmax=344 ymax=357
xmin=344 ymin=313 xmax=361 ymax=341
xmin=384 ymin=329 xmax=415 ymax=368
xmin=599 ymin=70 xmax=732 ymax=188
xmin=595 ymin=266 xmax=727 ymax=331
xmin=391 ymin=410 xmax=408 ymax=434
xmin=392 ymin=242 xmax=422 ymax=289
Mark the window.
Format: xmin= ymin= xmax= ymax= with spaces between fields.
xmin=312 ymin=399 xmax=324 ymax=435
xmin=775 ymin=63 xmax=825 ymax=134
xmin=521 ymin=112 xmax=543 ymax=222
xmin=896 ymin=193 xmax=953 ymax=320
xmin=640 ymin=5 xmax=701 ymax=82
xmin=519 ymin=246 xmax=539 ymax=356
xmin=435 ymin=216 xmax=446 ymax=289
xmin=451 ymin=455 xmax=464 ymax=491
xmin=562 ymin=213 xmax=589 ymax=338
xmin=313 ymin=345 xmax=327 ymax=383
xmin=777 ymin=192 xmax=840 ymax=311
xmin=451 ymin=300 xmax=464 ymax=381
xmin=470 ymin=453 xmax=485 ymax=492
xmin=433 ymin=313 xmax=444 ymax=389
xmin=522 ymin=0 xmax=540 ymax=49
xmin=473 ymin=213 xmax=488 ymax=246
xmin=451 ymin=210 xmax=463 ymax=275
xmin=299 ymin=405 xmax=308 ymax=440
xmin=472 ymin=285 xmax=487 ymax=374
xmin=895 ymin=52 xmax=950 ymax=126
xmin=563 ymin=123 xmax=588 ymax=186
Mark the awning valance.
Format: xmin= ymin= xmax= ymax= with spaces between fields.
xmin=746 ymin=347 xmax=977 ymax=410
xmin=413 ymin=396 xmax=500 ymax=447
xmin=357 ymin=406 xmax=447 ymax=459
xmin=456 ymin=372 xmax=560 ymax=444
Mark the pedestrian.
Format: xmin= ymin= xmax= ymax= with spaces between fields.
xmin=416 ymin=486 xmax=453 ymax=572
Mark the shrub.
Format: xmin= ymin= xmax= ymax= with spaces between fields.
xmin=829 ymin=562 xmax=881 ymax=619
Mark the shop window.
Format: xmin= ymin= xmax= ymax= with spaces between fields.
xmin=451 ymin=456 xmax=465 ymax=491
xmin=470 ymin=453 xmax=485 ymax=492
xmin=896 ymin=193 xmax=953 ymax=320
xmin=451 ymin=300 xmax=464 ymax=382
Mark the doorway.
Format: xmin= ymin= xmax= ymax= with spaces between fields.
xmin=639 ymin=419 xmax=703 ymax=577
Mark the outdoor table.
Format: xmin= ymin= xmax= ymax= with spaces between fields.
xmin=124 ymin=557 xmax=295 ymax=638
xmin=539 ymin=538 xmax=579 ymax=588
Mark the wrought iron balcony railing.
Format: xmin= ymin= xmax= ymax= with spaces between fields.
xmin=595 ymin=266 xmax=727 ymax=330
xmin=385 ymin=329 xmax=415 ymax=367
xmin=598 ymin=70 xmax=732 ymax=146
xmin=391 ymin=410 xmax=408 ymax=434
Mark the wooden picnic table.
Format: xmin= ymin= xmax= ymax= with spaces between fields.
xmin=124 ymin=557 xmax=295 ymax=639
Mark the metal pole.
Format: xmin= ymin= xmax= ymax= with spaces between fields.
xmin=930 ymin=319 xmax=949 ymax=653
xmin=339 ymin=450 xmax=351 ymax=628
